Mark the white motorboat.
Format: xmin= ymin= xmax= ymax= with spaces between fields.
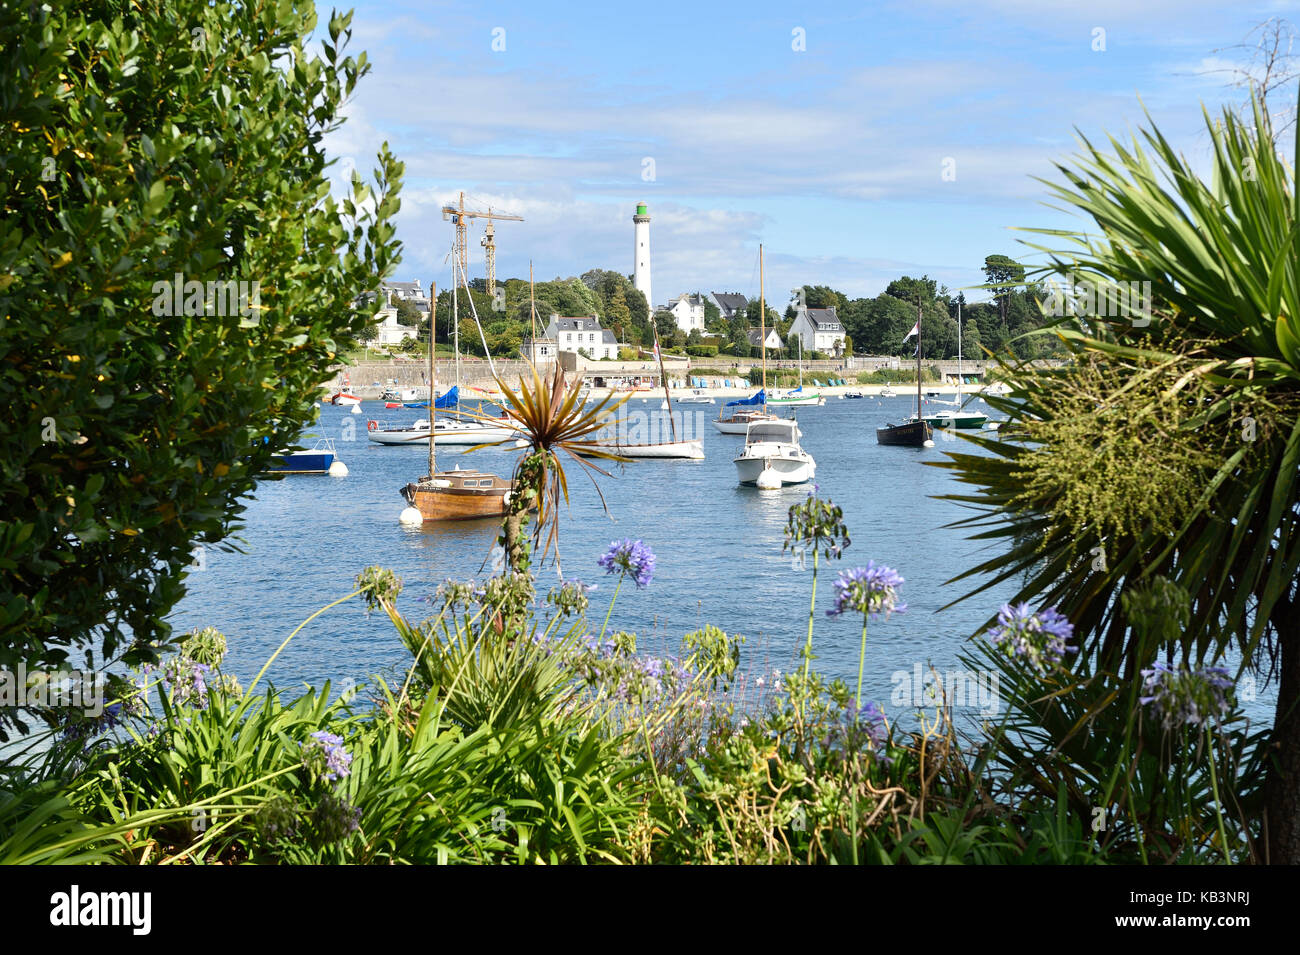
xmin=676 ymin=389 xmax=715 ymax=404
xmin=367 ymin=417 xmax=520 ymax=446
xmin=879 ymin=386 xmax=897 ymax=398
xmin=381 ymin=386 xmax=428 ymax=402
xmin=734 ymin=419 xmax=815 ymax=486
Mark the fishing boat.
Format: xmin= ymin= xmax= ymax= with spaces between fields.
xmin=734 ymin=418 xmax=815 ymax=486
xmin=919 ymin=302 xmax=987 ymax=430
xmin=877 ymin=300 xmax=934 ymax=448
xmin=268 ymin=438 xmax=339 ymax=474
xmin=400 ymin=277 xmax=513 ymax=522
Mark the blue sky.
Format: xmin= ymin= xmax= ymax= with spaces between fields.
xmin=324 ymin=0 xmax=1299 ymax=307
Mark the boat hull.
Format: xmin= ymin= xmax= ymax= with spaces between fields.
xmin=583 ymin=439 xmax=704 ymax=460
xmin=401 ymin=474 xmax=512 ymax=522
xmin=712 ymin=414 xmax=798 ymax=437
xmin=769 ymin=393 xmax=825 ymax=406
xmin=734 ymin=450 xmax=815 ymax=486
xmin=368 ymin=423 xmax=519 ymax=445
xmin=922 ymin=412 xmax=988 ymax=429
xmin=876 ymin=420 xmax=933 ymax=447
xmin=269 ymin=451 xmax=335 ymax=474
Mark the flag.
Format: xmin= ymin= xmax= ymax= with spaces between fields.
xmin=902 ymin=321 xmax=919 ymax=343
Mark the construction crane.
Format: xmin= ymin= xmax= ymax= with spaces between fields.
xmin=440 ymin=191 xmax=523 ymax=297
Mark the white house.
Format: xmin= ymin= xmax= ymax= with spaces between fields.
xmin=373 ymin=306 xmax=417 ymax=345
xmin=666 ymin=293 xmax=706 ymax=334
xmin=708 ymin=292 xmax=748 ymax=322
xmin=543 ymin=315 xmax=619 ymax=360
xmin=520 ymin=337 xmax=558 ymax=364
xmin=746 ymin=327 xmax=783 ymax=351
xmin=789 ymin=306 xmax=846 ymax=356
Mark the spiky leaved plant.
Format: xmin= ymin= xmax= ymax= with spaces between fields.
xmin=487 ymin=368 xmax=629 ymax=575
xmin=938 ymin=91 xmax=1300 ymax=862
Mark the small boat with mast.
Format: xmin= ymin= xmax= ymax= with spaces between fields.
xmin=919 ymin=300 xmax=987 ymax=430
xmin=876 ymin=299 xmax=934 ymax=448
xmin=768 ymin=335 xmax=825 ymax=406
xmin=576 ymin=268 xmax=703 ymax=459
xmin=713 ymin=246 xmax=785 ymax=434
xmin=734 ymin=244 xmax=815 ymax=486
xmin=400 ymin=279 xmax=514 ymax=522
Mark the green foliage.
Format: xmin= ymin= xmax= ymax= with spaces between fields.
xmin=0 ymin=0 xmax=402 ymax=736
xmin=685 ymin=345 xmax=717 ymax=357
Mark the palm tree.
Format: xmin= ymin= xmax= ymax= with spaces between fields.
xmin=938 ymin=93 xmax=1300 ymax=862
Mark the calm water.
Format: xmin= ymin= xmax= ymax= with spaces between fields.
xmin=172 ymin=396 xmax=1276 ymax=729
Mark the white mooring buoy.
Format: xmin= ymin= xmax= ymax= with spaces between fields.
xmin=756 ymin=466 xmax=782 ymax=490
xmin=923 ymin=439 xmax=936 ymax=448
xmin=328 ymin=460 xmax=349 ymax=477
xmin=399 ymin=506 xmax=423 ymax=525
xmin=350 ymin=404 xmax=361 ymax=414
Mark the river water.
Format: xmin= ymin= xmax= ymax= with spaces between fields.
xmin=172 ymin=395 xmax=1276 ymax=730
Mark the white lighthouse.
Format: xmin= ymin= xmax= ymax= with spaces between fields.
xmin=633 ymin=201 xmax=651 ymax=311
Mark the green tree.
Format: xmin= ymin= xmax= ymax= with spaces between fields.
xmin=394 ymin=298 xmax=422 ymax=326
xmin=605 ymin=284 xmax=632 ymax=341
xmin=0 ymin=0 xmax=401 ymax=736
xmin=703 ymin=298 xmax=721 ymax=327
xmin=983 ymin=254 xmax=1026 ymax=327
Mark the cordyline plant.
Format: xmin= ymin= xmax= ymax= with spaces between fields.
xmin=480 ymin=367 xmax=628 ymax=574
xmin=936 ymin=90 xmax=1300 ymax=862
xmin=0 ymin=0 xmax=402 ymax=738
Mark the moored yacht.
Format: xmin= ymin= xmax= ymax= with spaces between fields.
xmin=734 ymin=418 xmax=815 ymax=486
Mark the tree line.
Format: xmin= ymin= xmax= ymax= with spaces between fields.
xmin=380 ymin=255 xmax=1060 ymax=360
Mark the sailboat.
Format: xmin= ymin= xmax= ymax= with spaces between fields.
xmin=734 ymin=245 xmax=815 ymax=485
xmin=920 ymin=300 xmax=987 ymax=430
xmin=399 ymin=279 xmax=514 ymax=521
xmin=713 ymin=247 xmax=783 ymax=435
xmin=876 ymin=300 xmax=934 ymax=447
xmin=769 ymin=335 xmax=825 ymax=406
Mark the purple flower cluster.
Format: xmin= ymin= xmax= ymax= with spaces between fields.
xmin=301 ymin=730 xmax=353 ymax=781
xmin=989 ymin=603 xmax=1077 ymax=676
xmin=157 ymin=658 xmax=214 ymax=709
xmin=597 ymin=539 xmax=656 ymax=589
xmin=1139 ymin=661 xmax=1235 ymax=731
xmin=825 ymin=563 xmax=906 ymax=620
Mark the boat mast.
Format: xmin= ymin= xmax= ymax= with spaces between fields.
xmin=651 ymin=300 xmax=679 ymax=442
xmin=429 ymin=280 xmax=438 ymax=479
xmin=916 ymin=298 xmax=923 ymax=421
xmin=956 ymin=299 xmax=962 ymax=407
xmin=454 ymin=192 xmax=463 ymax=391
xmin=759 ymin=243 xmax=766 ymax=408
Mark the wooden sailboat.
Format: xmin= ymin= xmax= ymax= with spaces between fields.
xmin=713 ymin=244 xmax=783 ymax=434
xmin=400 ymin=279 xmax=514 ymax=521
xmin=876 ymin=300 xmax=934 ymax=447
xmin=921 ymin=300 xmax=987 ymax=430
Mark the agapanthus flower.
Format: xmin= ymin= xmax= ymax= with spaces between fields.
xmin=597 ymin=539 xmax=656 ymax=589
xmin=301 ymin=729 xmax=352 ymax=781
xmin=312 ymin=790 xmax=362 ymax=844
xmin=1139 ymin=661 xmax=1235 ymax=731
xmin=843 ymin=699 xmax=891 ymax=759
xmin=825 ymin=562 xmax=906 ymax=619
xmin=989 ymin=603 xmax=1076 ymax=677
